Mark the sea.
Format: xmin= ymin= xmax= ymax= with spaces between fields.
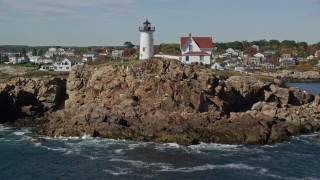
xmin=1 ymin=83 xmax=320 ymax=180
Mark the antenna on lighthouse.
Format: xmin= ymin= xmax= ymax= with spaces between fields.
xmin=139 ymin=19 xmax=155 ymax=60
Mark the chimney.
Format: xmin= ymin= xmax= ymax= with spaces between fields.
xmin=189 ymin=33 xmax=192 ymax=37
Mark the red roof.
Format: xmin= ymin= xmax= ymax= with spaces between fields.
xmin=185 ymin=51 xmax=209 ymax=55
xmin=181 ymin=36 xmax=213 ymax=49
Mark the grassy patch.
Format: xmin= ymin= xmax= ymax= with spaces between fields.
xmin=211 ymin=70 xmax=245 ymax=77
xmin=24 ymin=69 xmax=69 ymax=78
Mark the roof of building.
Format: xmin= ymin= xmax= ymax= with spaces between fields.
xmin=180 ymin=36 xmax=213 ymax=49
xmin=67 ymin=57 xmax=83 ymax=63
xmin=184 ymin=51 xmax=209 ymax=55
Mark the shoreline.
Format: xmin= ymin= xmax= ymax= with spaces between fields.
xmin=281 ymin=78 xmax=320 ymax=83
xmin=1 ymin=59 xmax=320 ymax=146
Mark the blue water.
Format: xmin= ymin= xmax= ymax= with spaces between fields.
xmin=287 ymin=82 xmax=320 ymax=95
xmin=1 ymin=83 xmax=320 ymax=179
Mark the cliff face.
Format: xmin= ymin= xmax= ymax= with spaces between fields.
xmin=37 ymin=59 xmax=320 ymax=145
xmin=0 ymin=76 xmax=66 ymax=123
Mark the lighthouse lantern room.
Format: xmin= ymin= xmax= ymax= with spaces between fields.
xmin=139 ymin=19 xmax=155 ymax=60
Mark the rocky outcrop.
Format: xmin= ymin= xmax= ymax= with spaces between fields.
xmin=36 ymin=59 xmax=320 ymax=145
xmin=260 ymin=70 xmax=320 ymax=82
xmin=0 ymin=76 xmax=66 ymax=123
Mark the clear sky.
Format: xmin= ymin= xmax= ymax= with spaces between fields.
xmin=0 ymin=0 xmax=319 ymax=46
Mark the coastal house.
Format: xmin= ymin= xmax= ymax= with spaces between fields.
xmin=281 ymin=54 xmax=292 ymax=59
xmin=219 ymin=53 xmax=232 ymax=59
xmin=243 ymin=57 xmax=262 ymax=68
xmin=180 ymin=34 xmax=213 ymax=65
xmin=279 ymin=54 xmax=295 ymax=67
xmin=28 ymin=56 xmax=40 ymax=63
xmin=36 ymin=57 xmax=54 ymax=65
xmin=225 ymin=48 xmax=239 ymax=56
xmin=280 ymin=58 xmax=295 ymax=67
xmin=296 ymin=57 xmax=305 ymax=62
xmin=254 ymin=53 xmax=265 ymax=58
xmin=65 ymin=50 xmax=75 ymax=57
xmin=307 ymin=55 xmax=315 ymax=60
xmin=262 ymin=59 xmax=275 ymax=69
xmin=252 ymin=45 xmax=260 ymax=51
xmin=111 ymin=50 xmax=124 ymax=59
xmin=315 ymin=50 xmax=320 ymax=58
xmin=263 ymin=50 xmax=276 ymax=55
xmin=44 ymin=47 xmax=66 ymax=58
xmin=224 ymin=59 xmax=243 ymax=70
xmin=40 ymin=57 xmax=84 ymax=72
xmin=211 ymin=62 xmax=224 ymax=70
xmin=83 ymin=51 xmax=97 ymax=62
xmin=8 ymin=53 xmax=29 ymax=64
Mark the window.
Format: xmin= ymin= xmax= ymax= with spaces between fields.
xmin=200 ymin=55 xmax=204 ymax=61
xmin=66 ymin=67 xmax=69 ymax=69
xmin=186 ymin=56 xmax=189 ymax=61
xmin=189 ymin=45 xmax=193 ymax=51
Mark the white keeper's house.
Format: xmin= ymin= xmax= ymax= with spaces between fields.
xmin=180 ymin=34 xmax=213 ymax=65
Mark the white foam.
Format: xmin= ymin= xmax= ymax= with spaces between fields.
xmin=14 ymin=132 xmax=26 ymax=136
xmin=109 ymin=158 xmax=148 ymax=167
xmin=109 ymin=158 xmax=172 ymax=170
xmin=42 ymin=146 xmax=69 ymax=153
xmin=103 ymin=168 xmax=132 ymax=176
xmin=0 ymin=125 xmax=11 ymax=131
xmin=189 ymin=142 xmax=242 ymax=152
xmin=158 ymin=163 xmax=257 ymax=173
xmin=81 ymin=133 xmax=92 ymax=140
xmin=34 ymin=142 xmax=42 ymax=147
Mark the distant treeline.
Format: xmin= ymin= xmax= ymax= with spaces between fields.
xmin=215 ymin=40 xmax=320 ymax=57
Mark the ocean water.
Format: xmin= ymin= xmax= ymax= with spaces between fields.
xmin=287 ymin=82 xmax=320 ymax=95
xmin=0 ymin=83 xmax=320 ymax=179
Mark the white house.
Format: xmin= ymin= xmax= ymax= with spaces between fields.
xmin=225 ymin=48 xmax=239 ymax=56
xmin=53 ymin=58 xmax=72 ymax=71
xmin=39 ymin=65 xmax=54 ymax=71
xmin=252 ymin=45 xmax=260 ymax=51
xmin=54 ymin=57 xmax=84 ymax=71
xmin=280 ymin=58 xmax=295 ymax=67
xmin=225 ymin=48 xmax=235 ymax=54
xmin=83 ymin=51 xmax=97 ymax=62
xmin=254 ymin=53 xmax=265 ymax=58
xmin=243 ymin=57 xmax=262 ymax=67
xmin=315 ymin=50 xmax=320 ymax=58
xmin=219 ymin=53 xmax=232 ymax=59
xmin=211 ymin=62 xmax=224 ymax=70
xmin=112 ymin=50 xmax=124 ymax=59
xmin=28 ymin=56 xmax=40 ymax=63
xmin=8 ymin=54 xmax=29 ymax=64
xmin=180 ymin=34 xmax=213 ymax=65
xmin=262 ymin=59 xmax=275 ymax=69
xmin=36 ymin=57 xmax=54 ymax=65
xmin=307 ymin=55 xmax=315 ymax=60
xmin=40 ymin=57 xmax=84 ymax=72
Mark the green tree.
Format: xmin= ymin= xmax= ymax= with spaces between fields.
xmin=32 ymin=48 xmax=37 ymax=56
xmin=159 ymin=43 xmax=180 ymax=55
xmin=215 ymin=43 xmax=227 ymax=52
xmin=281 ymin=40 xmax=296 ymax=48
xmin=124 ymin=41 xmax=134 ymax=48
xmin=38 ymin=49 xmax=44 ymax=56
xmin=21 ymin=48 xmax=26 ymax=56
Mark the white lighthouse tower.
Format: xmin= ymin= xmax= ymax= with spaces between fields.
xmin=139 ymin=19 xmax=155 ymax=60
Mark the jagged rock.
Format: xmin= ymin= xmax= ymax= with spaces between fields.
xmin=2 ymin=59 xmax=320 ymax=146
